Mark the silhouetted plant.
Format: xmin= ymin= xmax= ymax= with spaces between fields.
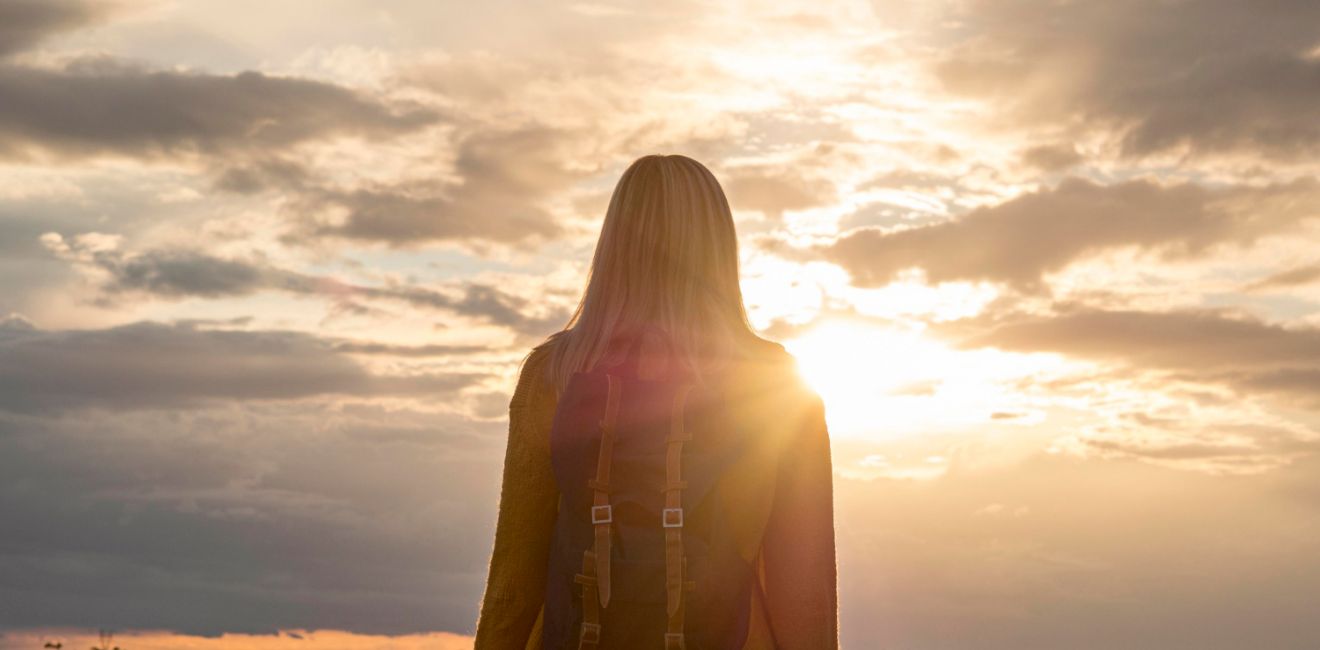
xmin=88 ymin=629 xmax=123 ymax=650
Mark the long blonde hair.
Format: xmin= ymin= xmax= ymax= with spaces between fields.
xmin=539 ymin=154 xmax=773 ymax=393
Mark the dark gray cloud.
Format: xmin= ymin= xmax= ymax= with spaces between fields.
xmin=946 ymin=305 xmax=1320 ymax=368
xmin=932 ymin=0 xmax=1320 ymax=160
xmin=0 ymin=58 xmax=438 ymax=161
xmin=934 ymin=304 xmax=1320 ymax=409
xmin=304 ymin=181 xmax=560 ymax=245
xmin=0 ymin=400 xmax=508 ymax=635
xmin=211 ymin=157 xmax=311 ymax=195
xmin=1244 ymin=263 xmax=1320 ymax=291
xmin=43 ymin=238 xmax=570 ymax=336
xmin=0 ymin=0 xmax=105 ymax=57
xmin=93 ymin=247 xmax=271 ymax=298
xmin=208 ymin=125 xmax=576 ymax=246
xmin=0 ymin=319 xmax=484 ymax=412
xmin=0 ymin=1 xmax=598 ymax=253
xmin=207 ymin=124 xmax=582 ymax=248
xmin=0 ymin=310 xmax=512 ymax=632
xmin=1019 ymin=143 xmax=1082 ymax=172
xmin=821 ymin=176 xmax=1320 ymax=291
xmin=293 ymin=125 xmax=575 ymax=245
xmin=344 ymin=279 xmax=569 ymax=338
xmin=331 ymin=340 xmax=489 ymax=357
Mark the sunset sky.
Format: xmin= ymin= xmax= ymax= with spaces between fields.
xmin=3 ymin=0 xmax=1320 ymax=648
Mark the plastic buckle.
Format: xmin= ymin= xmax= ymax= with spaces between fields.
xmin=662 ymin=507 xmax=683 ymax=528
xmin=591 ymin=504 xmax=613 ymax=524
xmin=581 ymin=622 xmax=602 ymax=643
xmin=664 ymin=632 xmax=686 ymax=649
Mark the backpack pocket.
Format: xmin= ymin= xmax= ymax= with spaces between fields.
xmin=600 ymin=555 xmax=669 ymax=605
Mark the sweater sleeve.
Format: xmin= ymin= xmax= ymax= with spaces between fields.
xmin=473 ymin=348 xmax=559 ymax=649
xmin=760 ymin=386 xmax=840 ymax=649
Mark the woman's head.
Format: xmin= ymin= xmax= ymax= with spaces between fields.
xmin=541 ymin=154 xmax=770 ymax=391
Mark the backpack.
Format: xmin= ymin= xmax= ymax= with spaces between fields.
xmin=541 ymin=325 xmax=759 ymax=649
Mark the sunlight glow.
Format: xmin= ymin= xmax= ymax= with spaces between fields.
xmin=782 ymin=318 xmax=1086 ymax=441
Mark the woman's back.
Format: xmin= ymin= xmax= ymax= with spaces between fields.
xmin=475 ymin=327 xmax=838 ymax=649
xmin=541 ymin=325 xmax=786 ymax=648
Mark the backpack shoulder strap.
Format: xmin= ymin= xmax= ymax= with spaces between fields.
xmin=663 ymin=381 xmax=697 ymax=649
xmin=573 ymin=372 xmax=622 ymax=649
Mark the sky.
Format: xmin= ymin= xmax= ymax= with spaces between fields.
xmin=2 ymin=0 xmax=1319 ymax=648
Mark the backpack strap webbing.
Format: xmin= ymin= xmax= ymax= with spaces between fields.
xmin=573 ymin=550 xmax=600 ymax=648
xmin=575 ymin=372 xmax=622 ymax=649
xmin=663 ymin=382 xmax=696 ymax=649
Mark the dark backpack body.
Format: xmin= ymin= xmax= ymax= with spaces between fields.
xmin=542 ymin=327 xmax=759 ymax=649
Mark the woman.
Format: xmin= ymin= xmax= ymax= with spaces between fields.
xmin=474 ymin=154 xmax=838 ymax=649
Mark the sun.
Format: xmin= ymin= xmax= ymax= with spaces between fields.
xmin=779 ymin=320 xmax=931 ymax=439
xmin=780 ymin=319 xmax=996 ymax=440
xmin=785 ymin=320 xmax=920 ymax=400
xmin=780 ymin=318 xmax=1083 ymax=442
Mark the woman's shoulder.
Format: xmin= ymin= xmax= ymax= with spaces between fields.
xmin=524 ymin=335 xmax=559 ymax=370
xmin=510 ymin=336 xmax=561 ymax=412
xmin=721 ymin=336 xmax=819 ymax=406
xmin=740 ymin=337 xmax=810 ymax=384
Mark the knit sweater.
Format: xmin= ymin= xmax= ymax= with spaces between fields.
xmin=473 ymin=338 xmax=839 ymax=649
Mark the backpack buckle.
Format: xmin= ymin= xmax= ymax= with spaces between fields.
xmin=662 ymin=507 xmax=683 ymax=528
xmin=591 ymin=504 xmax=613 ymax=524
xmin=580 ymin=622 xmax=602 ymax=644
xmin=664 ymin=632 xmax=686 ymax=649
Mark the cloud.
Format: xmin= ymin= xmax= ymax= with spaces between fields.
xmin=0 ymin=397 xmax=509 ymax=634
xmin=724 ymin=157 xmax=841 ymax=219
xmin=1018 ymin=143 xmax=1082 ymax=172
xmin=209 ymin=124 xmax=579 ymax=246
xmin=292 ymin=125 xmax=576 ymax=245
xmin=0 ymin=4 xmax=579 ymax=251
xmin=937 ymin=304 xmax=1320 ymax=409
xmin=41 ymin=234 xmax=571 ymax=336
xmin=948 ymin=305 xmax=1320 ymax=369
xmin=0 ymin=0 xmax=106 ymax=58
xmin=0 ymin=58 xmax=438 ymax=161
xmin=1076 ymin=422 xmax=1320 ymax=473
xmin=835 ymin=451 xmax=1320 ymax=649
xmin=933 ymin=0 xmax=1320 ymax=160
xmin=331 ymin=340 xmax=488 ymax=357
xmin=1243 ymin=262 xmax=1320 ymax=291
xmin=820 ymin=176 xmax=1320 ymax=291
xmin=212 ymin=157 xmax=312 ymax=194
xmin=0 ymin=320 xmax=485 ymax=412
xmin=89 ymin=246 xmax=272 ymax=298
